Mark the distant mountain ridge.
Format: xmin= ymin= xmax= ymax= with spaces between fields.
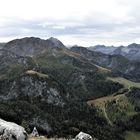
xmin=89 ymin=45 xmax=116 ymax=54
xmin=2 ymin=38 xmax=140 ymax=61
xmin=71 ymin=46 xmax=140 ymax=81
xmin=89 ymin=43 xmax=140 ymax=61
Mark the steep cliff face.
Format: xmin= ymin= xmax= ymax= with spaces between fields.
xmin=0 ymin=72 xmax=66 ymax=106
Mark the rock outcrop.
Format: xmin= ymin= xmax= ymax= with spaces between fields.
xmin=75 ymin=132 xmax=93 ymax=140
xmin=31 ymin=127 xmax=39 ymax=137
xmin=0 ymin=118 xmax=27 ymax=140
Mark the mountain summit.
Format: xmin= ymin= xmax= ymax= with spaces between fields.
xmin=47 ymin=37 xmax=65 ymax=48
xmin=4 ymin=37 xmax=65 ymax=57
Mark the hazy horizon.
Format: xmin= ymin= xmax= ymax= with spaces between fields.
xmin=1 ymin=36 xmax=139 ymax=48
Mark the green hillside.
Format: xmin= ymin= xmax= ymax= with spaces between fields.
xmin=88 ymin=76 xmax=140 ymax=139
xmin=107 ymin=77 xmax=140 ymax=89
xmin=125 ymin=131 xmax=140 ymax=140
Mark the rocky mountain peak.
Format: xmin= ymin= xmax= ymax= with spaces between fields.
xmin=47 ymin=37 xmax=65 ymax=48
xmin=93 ymin=45 xmax=106 ymax=49
xmin=3 ymin=37 xmax=66 ymax=57
xmin=128 ymin=43 xmax=140 ymax=48
xmin=89 ymin=45 xmax=116 ymax=55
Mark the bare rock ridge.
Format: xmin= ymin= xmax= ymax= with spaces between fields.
xmin=0 ymin=118 xmax=27 ymax=140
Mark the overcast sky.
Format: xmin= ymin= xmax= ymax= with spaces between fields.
xmin=0 ymin=0 xmax=140 ymax=46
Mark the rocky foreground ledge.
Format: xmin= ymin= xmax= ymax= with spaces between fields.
xmin=0 ymin=118 xmax=97 ymax=140
xmin=29 ymin=132 xmax=98 ymax=140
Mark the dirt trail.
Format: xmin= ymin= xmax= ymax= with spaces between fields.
xmin=102 ymin=107 xmax=113 ymax=126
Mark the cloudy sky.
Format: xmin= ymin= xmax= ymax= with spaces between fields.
xmin=0 ymin=0 xmax=140 ymax=46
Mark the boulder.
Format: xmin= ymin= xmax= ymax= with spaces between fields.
xmin=31 ymin=127 xmax=39 ymax=137
xmin=75 ymin=132 xmax=93 ymax=140
xmin=0 ymin=118 xmax=27 ymax=140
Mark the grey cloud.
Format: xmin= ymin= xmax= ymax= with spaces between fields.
xmin=0 ymin=10 xmax=140 ymax=46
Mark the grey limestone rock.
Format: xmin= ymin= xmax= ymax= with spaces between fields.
xmin=31 ymin=127 xmax=39 ymax=137
xmin=0 ymin=118 xmax=27 ymax=140
xmin=75 ymin=132 xmax=93 ymax=140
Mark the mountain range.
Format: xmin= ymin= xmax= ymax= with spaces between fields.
xmin=0 ymin=37 xmax=140 ymax=140
xmin=71 ymin=46 xmax=140 ymax=81
xmin=89 ymin=43 xmax=140 ymax=61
